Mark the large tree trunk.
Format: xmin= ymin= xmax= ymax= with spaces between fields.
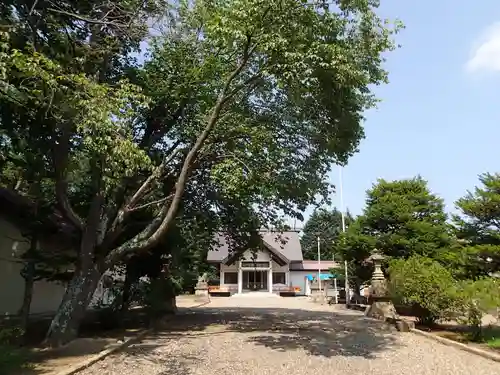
xmin=160 ymin=264 xmax=177 ymax=315
xmin=45 ymin=188 xmax=105 ymax=347
xmin=120 ymin=260 xmax=139 ymax=314
xmin=19 ymin=260 xmax=35 ymax=335
xmin=44 ymin=265 xmax=102 ymax=347
xmin=19 ymin=182 xmax=39 ymax=335
xmin=19 ymin=233 xmax=38 ymax=335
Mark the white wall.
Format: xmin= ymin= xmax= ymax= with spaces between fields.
xmin=220 ymin=263 xmax=238 ymax=286
xmin=0 ymin=217 xmax=118 ymax=315
xmin=289 ymin=271 xmax=314 ymax=295
xmin=0 ymin=217 xmax=67 ymax=314
xmin=241 ymin=249 xmax=270 ymax=261
xmin=271 ymin=260 xmax=287 ymax=272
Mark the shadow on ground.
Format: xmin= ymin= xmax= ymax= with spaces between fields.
xmin=145 ymin=305 xmax=400 ymax=360
xmin=64 ymin=304 xmax=405 ymax=375
xmin=11 ymin=309 xmax=157 ymax=375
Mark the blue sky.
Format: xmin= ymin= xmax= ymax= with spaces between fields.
xmin=319 ymin=0 xmax=500 ymax=222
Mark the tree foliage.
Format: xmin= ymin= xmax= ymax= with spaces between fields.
xmin=301 ymin=208 xmax=353 ymax=260
xmin=453 ymin=173 xmax=500 ymax=278
xmin=388 ymin=256 xmax=500 ymax=335
xmin=336 ymin=177 xmax=452 ymax=286
xmin=455 ymin=277 xmax=500 ymax=341
xmin=334 ymin=216 xmax=375 ymax=287
xmin=362 ymin=177 xmax=451 ymax=258
xmin=388 ymin=256 xmax=459 ymax=325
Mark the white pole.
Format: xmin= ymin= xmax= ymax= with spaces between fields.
xmin=333 ymin=253 xmax=338 ymax=304
xmin=339 ymin=166 xmax=346 ymax=233
xmin=339 ymin=166 xmax=349 ymax=306
xmin=317 ymin=236 xmax=321 ymax=293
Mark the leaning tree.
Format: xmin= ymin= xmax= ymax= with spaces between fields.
xmin=0 ymin=0 xmax=400 ymax=345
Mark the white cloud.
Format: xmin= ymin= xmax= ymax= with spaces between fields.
xmin=466 ymin=22 xmax=500 ymax=73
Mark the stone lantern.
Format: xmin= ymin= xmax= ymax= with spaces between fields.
xmin=368 ymin=251 xmax=386 ymax=285
xmin=364 ymin=249 xmax=398 ymax=321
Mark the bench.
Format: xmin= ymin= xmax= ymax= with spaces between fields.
xmin=209 ymin=291 xmax=231 ymax=297
xmin=274 ymin=286 xmax=300 ymax=297
xmin=208 ymin=286 xmax=234 ymax=297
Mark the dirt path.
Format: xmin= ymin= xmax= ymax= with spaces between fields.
xmin=77 ymin=296 xmax=500 ymax=375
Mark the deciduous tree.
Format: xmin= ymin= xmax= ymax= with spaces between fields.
xmin=1 ymin=0 xmax=401 ymax=346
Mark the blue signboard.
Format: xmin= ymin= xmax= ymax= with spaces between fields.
xmin=306 ymin=273 xmax=336 ymax=281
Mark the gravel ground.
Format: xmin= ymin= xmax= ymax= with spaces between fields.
xmin=78 ymin=296 xmax=500 ymax=375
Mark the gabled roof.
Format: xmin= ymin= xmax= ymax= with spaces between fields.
xmin=0 ymin=187 xmax=75 ymax=241
xmin=223 ymin=239 xmax=290 ymax=266
xmin=207 ymin=231 xmax=303 ymax=264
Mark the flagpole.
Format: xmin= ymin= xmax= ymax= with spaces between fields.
xmin=339 ymin=166 xmax=349 ymax=306
xmin=317 ymin=236 xmax=321 ymax=294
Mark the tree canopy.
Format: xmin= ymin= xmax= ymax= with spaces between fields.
xmin=336 ymin=177 xmax=452 ymax=286
xmin=0 ymin=0 xmax=401 ymax=345
xmin=360 ymin=177 xmax=450 ymax=258
xmin=301 ymin=208 xmax=353 ymax=260
xmin=453 ymin=173 xmax=500 ymax=278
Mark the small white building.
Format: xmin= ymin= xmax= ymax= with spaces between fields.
xmin=207 ymin=231 xmax=337 ymax=295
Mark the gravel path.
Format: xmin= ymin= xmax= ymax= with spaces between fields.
xmin=78 ymin=297 xmax=500 ymax=375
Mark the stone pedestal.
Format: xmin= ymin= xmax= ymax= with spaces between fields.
xmin=310 ymin=290 xmax=325 ymax=304
xmin=364 ymin=251 xmax=398 ymax=321
xmin=195 ymin=281 xmax=209 ymax=296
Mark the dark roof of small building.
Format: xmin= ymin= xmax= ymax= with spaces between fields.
xmin=0 ymin=187 xmax=76 ymax=241
xmin=207 ymin=231 xmax=303 ymax=263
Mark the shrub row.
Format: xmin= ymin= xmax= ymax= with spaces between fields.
xmin=388 ymin=255 xmax=500 ymax=341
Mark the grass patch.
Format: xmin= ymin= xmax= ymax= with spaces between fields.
xmin=431 ymin=324 xmax=500 ymax=352
xmin=458 ymin=326 xmax=500 ymax=351
xmin=0 ymin=345 xmax=32 ymax=374
xmin=482 ymin=326 xmax=500 ymax=350
xmin=487 ymin=337 xmax=500 ymax=349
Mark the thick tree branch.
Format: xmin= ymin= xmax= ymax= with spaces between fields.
xmin=221 ymin=71 xmax=262 ymax=105
xmin=139 ymin=99 xmax=189 ymax=149
xmin=128 ymin=194 xmax=174 ymax=213
xmin=100 ymin=141 xmax=182 ymax=249
xmin=142 ymin=39 xmax=255 ymax=244
xmin=47 ymin=8 xmax=123 ymax=28
xmin=80 ymin=192 xmax=104 ymax=269
xmin=53 ymin=128 xmax=84 ymax=231
xmin=103 ymin=138 xmax=182 ymax=232
xmin=138 ymin=39 xmax=255 ymax=244
xmin=105 ymin=35 xmax=256 ymax=265
xmin=126 ymin=140 xmax=182 ymax=211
